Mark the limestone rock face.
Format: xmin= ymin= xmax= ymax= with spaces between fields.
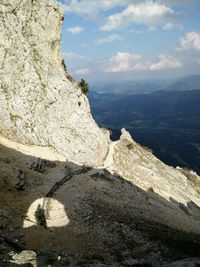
xmin=111 ymin=129 xmax=200 ymax=209
xmin=0 ymin=0 xmax=109 ymax=166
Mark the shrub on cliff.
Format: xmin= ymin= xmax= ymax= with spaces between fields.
xmin=78 ymin=79 xmax=89 ymax=94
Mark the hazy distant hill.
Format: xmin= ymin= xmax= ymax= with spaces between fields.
xmin=164 ymin=75 xmax=200 ymax=92
xmin=91 ymin=74 xmax=200 ymax=95
xmin=89 ymin=89 xmax=200 ymax=174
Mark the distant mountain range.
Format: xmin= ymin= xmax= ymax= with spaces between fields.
xmin=89 ymin=78 xmax=200 ymax=174
xmin=164 ymin=75 xmax=200 ymax=92
xmin=91 ymin=74 xmax=200 ymax=95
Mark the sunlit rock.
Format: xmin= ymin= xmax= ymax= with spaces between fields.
xmin=10 ymin=251 xmax=37 ymax=267
xmin=0 ymin=0 xmax=109 ymax=167
xmin=23 ymin=198 xmax=70 ymax=228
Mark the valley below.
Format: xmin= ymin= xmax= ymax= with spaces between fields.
xmin=89 ymin=88 xmax=200 ymax=175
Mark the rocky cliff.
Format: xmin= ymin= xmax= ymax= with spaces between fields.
xmin=1 ymin=1 xmax=200 ymax=266
xmin=0 ymin=0 xmax=109 ymax=167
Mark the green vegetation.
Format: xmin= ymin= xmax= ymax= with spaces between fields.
xmin=62 ymin=59 xmax=67 ymax=72
xmin=62 ymin=60 xmax=89 ymax=91
xmin=127 ymin=143 xmax=133 ymax=150
xmin=78 ymin=79 xmax=89 ymax=95
xmin=62 ymin=59 xmax=74 ymax=82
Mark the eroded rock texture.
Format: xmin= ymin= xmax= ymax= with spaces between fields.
xmin=0 ymin=0 xmax=109 ymax=166
xmin=1 ymin=143 xmax=200 ymax=266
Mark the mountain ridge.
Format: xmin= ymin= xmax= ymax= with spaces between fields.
xmin=91 ymin=74 xmax=200 ymax=95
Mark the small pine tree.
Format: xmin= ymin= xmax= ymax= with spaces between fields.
xmin=78 ymin=79 xmax=89 ymax=94
xmin=62 ymin=59 xmax=67 ymax=72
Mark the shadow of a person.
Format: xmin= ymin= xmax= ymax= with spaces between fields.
xmin=34 ymin=204 xmax=47 ymax=229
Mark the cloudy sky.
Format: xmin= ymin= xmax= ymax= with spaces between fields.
xmin=58 ymin=0 xmax=200 ymax=82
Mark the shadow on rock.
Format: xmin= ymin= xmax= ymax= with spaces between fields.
xmin=1 ymin=144 xmax=200 ymax=266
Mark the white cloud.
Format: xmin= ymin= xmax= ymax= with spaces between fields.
xmin=129 ymin=29 xmax=144 ymax=34
xmin=104 ymin=52 xmax=182 ymax=72
xmin=176 ymin=31 xmax=200 ymax=51
xmin=150 ymin=55 xmax=182 ymax=70
xmin=163 ymin=22 xmax=174 ymax=30
xmin=148 ymin=26 xmax=156 ymax=32
xmin=159 ymin=0 xmax=200 ymax=7
xmin=63 ymin=52 xmax=86 ymax=59
xmin=75 ymin=68 xmax=91 ymax=75
xmin=95 ymin=34 xmax=122 ymax=45
xmin=61 ymin=0 xmax=197 ymax=35
xmin=80 ymin=43 xmax=89 ymax=48
xmin=67 ymin=26 xmax=84 ymax=34
xmin=62 ymin=0 xmax=132 ymax=18
xmin=162 ymin=22 xmax=183 ymax=30
xmin=104 ymin=52 xmax=143 ymax=72
xmin=100 ymin=1 xmax=178 ymax=31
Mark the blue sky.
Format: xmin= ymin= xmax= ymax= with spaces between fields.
xmin=57 ymin=0 xmax=200 ymax=82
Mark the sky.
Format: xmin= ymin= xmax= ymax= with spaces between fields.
xmin=57 ymin=0 xmax=200 ymax=83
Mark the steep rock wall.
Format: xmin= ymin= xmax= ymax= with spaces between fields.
xmin=0 ymin=0 xmax=109 ymax=166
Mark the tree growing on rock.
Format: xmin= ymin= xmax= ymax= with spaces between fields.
xmin=78 ymin=79 xmax=89 ymax=95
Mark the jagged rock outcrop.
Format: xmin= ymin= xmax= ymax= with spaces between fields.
xmin=112 ymin=129 xmax=200 ymax=209
xmin=0 ymin=0 xmax=109 ymax=167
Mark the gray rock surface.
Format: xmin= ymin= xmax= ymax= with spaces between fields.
xmin=1 ymin=142 xmax=200 ymax=266
xmin=164 ymin=258 xmax=200 ymax=267
xmin=0 ymin=0 xmax=109 ymax=167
